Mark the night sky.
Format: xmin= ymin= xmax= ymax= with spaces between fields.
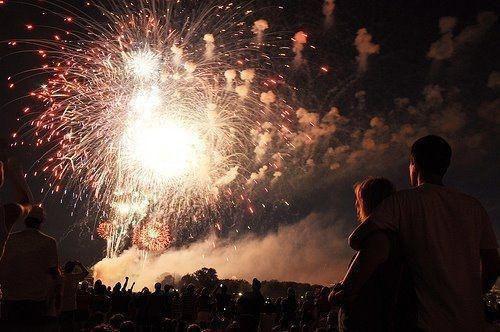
xmin=0 ymin=0 xmax=498 ymax=283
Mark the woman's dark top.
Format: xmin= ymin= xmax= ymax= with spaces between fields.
xmin=339 ymin=234 xmax=416 ymax=332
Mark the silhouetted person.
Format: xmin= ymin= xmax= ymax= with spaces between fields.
xmin=214 ymin=283 xmax=231 ymax=314
xmin=301 ymin=291 xmax=315 ymax=325
xmin=343 ymin=135 xmax=500 ymax=331
xmin=60 ymin=260 xmax=89 ymax=330
xmin=238 ymin=278 xmax=265 ymax=331
xmin=90 ymin=284 xmax=111 ymax=314
xmin=180 ymin=284 xmax=196 ymax=322
xmin=76 ymin=281 xmax=92 ymax=326
xmin=0 ymin=206 xmax=61 ymax=329
xmin=147 ymin=282 xmax=165 ymax=329
xmin=0 ymin=157 xmax=34 ymax=257
xmin=281 ymin=287 xmax=297 ymax=328
xmin=196 ymin=287 xmax=211 ymax=326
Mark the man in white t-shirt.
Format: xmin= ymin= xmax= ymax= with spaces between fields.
xmin=335 ymin=135 xmax=499 ymax=331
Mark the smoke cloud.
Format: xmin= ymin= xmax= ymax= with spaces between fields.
xmin=252 ymin=19 xmax=269 ymax=44
xmin=203 ymin=34 xmax=215 ymax=59
xmin=323 ymin=0 xmax=335 ymax=28
xmin=94 ymin=212 xmax=352 ymax=288
xmin=428 ymin=12 xmax=497 ymax=61
xmin=293 ymin=31 xmax=308 ymax=67
xmin=354 ymin=28 xmax=380 ymax=73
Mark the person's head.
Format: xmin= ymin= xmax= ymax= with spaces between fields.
xmin=163 ymin=284 xmax=172 ymax=293
xmin=119 ymin=320 xmax=135 ymax=332
xmin=219 ymin=283 xmax=227 ymax=294
xmin=96 ymin=284 xmax=106 ymax=295
xmin=63 ymin=261 xmax=77 ymax=274
xmin=200 ymin=287 xmax=209 ymax=296
xmin=94 ymin=279 xmax=103 ymax=289
xmin=252 ymin=278 xmax=261 ymax=292
xmin=187 ymin=324 xmax=201 ymax=332
xmin=109 ymin=313 xmax=125 ymax=329
xmin=409 ymin=135 xmax=451 ymax=186
xmin=154 ymin=282 xmax=162 ymax=292
xmin=186 ymin=283 xmax=195 ymax=293
xmin=354 ymin=177 xmax=395 ymax=222
xmin=25 ymin=205 xmax=45 ymax=229
xmin=81 ymin=280 xmax=89 ymax=291
xmin=113 ymin=282 xmax=122 ymax=293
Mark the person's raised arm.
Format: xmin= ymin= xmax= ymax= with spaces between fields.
xmin=349 ymin=195 xmax=400 ymax=251
xmin=5 ymin=158 xmax=34 ymax=215
xmin=122 ymin=276 xmax=129 ymax=292
xmin=129 ymin=281 xmax=135 ymax=292
xmin=331 ymin=231 xmax=391 ymax=304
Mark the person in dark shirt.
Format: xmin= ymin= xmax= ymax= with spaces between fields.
xmin=237 ymin=278 xmax=265 ymax=332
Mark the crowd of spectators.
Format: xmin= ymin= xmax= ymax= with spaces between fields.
xmin=5 ymin=274 xmax=340 ymax=331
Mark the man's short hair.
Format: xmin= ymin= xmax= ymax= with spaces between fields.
xmin=411 ymin=135 xmax=452 ymax=177
xmin=25 ymin=216 xmax=43 ymax=229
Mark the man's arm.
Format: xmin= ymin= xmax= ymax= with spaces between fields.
xmin=331 ymin=232 xmax=391 ymax=304
xmin=481 ymin=249 xmax=500 ymax=293
xmin=349 ymin=195 xmax=400 ymax=251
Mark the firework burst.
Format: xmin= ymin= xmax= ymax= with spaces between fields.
xmin=133 ymin=220 xmax=172 ymax=252
xmin=11 ymin=0 xmax=293 ymax=256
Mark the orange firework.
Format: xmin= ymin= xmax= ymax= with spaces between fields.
xmin=97 ymin=221 xmax=113 ymax=239
xmin=133 ymin=220 xmax=171 ymax=252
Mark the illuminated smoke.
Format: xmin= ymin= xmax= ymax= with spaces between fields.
xmin=203 ymin=34 xmax=215 ymax=59
xmin=93 ymin=213 xmax=351 ymax=288
xmin=260 ymin=90 xmax=277 ymax=108
xmin=323 ymin=0 xmax=335 ymax=28
xmin=428 ymin=12 xmax=497 ymax=61
xmin=293 ymin=31 xmax=308 ymax=67
xmin=439 ymin=16 xmax=457 ymax=34
xmin=354 ymin=28 xmax=380 ymax=73
xmin=224 ymin=69 xmax=237 ymax=91
xmin=252 ymin=19 xmax=269 ymax=44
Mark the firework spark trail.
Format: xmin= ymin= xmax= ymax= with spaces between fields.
xmin=10 ymin=0 xmax=295 ymax=256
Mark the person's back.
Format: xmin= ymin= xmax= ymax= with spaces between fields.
xmin=0 ymin=227 xmax=58 ymax=301
xmin=387 ymin=184 xmax=493 ymax=330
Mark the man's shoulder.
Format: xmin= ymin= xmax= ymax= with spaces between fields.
xmin=396 ymin=185 xmax=480 ymax=202
xmin=34 ymin=230 xmax=57 ymax=245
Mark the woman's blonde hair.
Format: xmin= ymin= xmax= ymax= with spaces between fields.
xmin=354 ymin=177 xmax=395 ymax=222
